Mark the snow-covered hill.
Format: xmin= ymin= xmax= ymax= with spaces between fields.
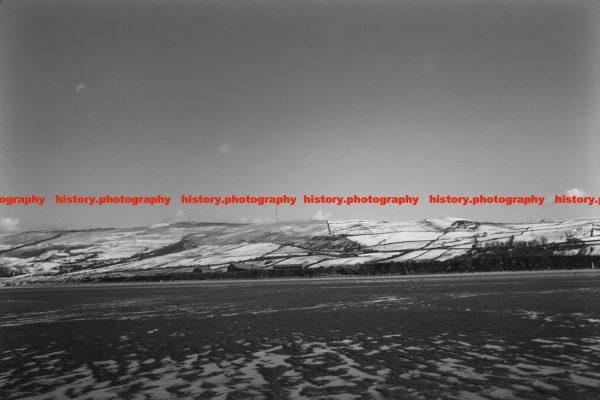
xmin=1 ymin=217 xmax=600 ymax=284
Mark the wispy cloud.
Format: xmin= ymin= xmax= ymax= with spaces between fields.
xmin=306 ymin=151 xmax=317 ymax=163
xmin=565 ymin=188 xmax=587 ymax=197
xmin=0 ymin=217 xmax=19 ymax=232
xmin=312 ymin=209 xmax=332 ymax=221
xmin=75 ymin=82 xmax=87 ymax=92
xmin=218 ymin=143 xmax=231 ymax=155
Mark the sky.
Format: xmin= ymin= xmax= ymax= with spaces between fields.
xmin=1 ymin=0 xmax=599 ymax=231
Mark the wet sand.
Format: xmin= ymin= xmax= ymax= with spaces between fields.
xmin=1 ymin=270 xmax=600 ymax=399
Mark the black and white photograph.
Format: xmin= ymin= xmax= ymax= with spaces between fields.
xmin=1 ymin=0 xmax=600 ymax=398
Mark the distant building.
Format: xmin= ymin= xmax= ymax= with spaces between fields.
xmin=226 ymin=262 xmax=263 ymax=272
xmin=272 ymin=264 xmax=304 ymax=272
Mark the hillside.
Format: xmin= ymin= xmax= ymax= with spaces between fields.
xmin=1 ymin=217 xmax=600 ymax=284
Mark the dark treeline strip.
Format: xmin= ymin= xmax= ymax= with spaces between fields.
xmin=67 ymin=254 xmax=600 ymax=283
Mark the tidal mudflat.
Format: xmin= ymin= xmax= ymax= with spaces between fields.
xmin=1 ymin=271 xmax=600 ymax=399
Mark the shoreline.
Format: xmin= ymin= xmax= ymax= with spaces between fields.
xmin=2 ymin=268 xmax=599 ymax=289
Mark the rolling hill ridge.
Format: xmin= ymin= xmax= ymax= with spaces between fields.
xmin=1 ymin=217 xmax=600 ymax=284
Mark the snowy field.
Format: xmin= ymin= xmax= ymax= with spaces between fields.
xmin=2 ymin=217 xmax=600 ymax=284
